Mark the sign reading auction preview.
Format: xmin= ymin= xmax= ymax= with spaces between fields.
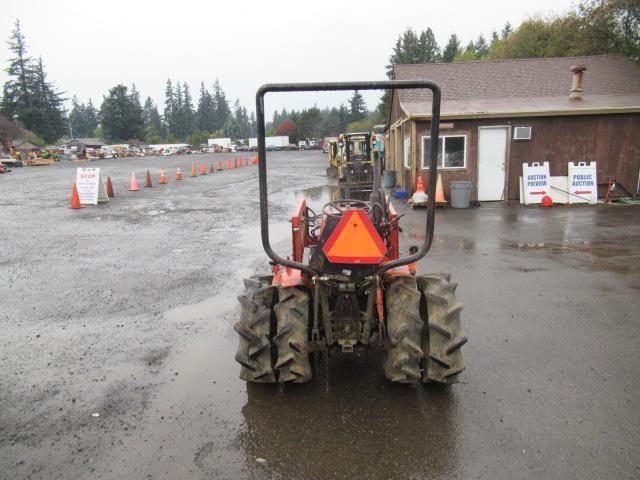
xmin=76 ymin=167 xmax=109 ymax=205
xmin=568 ymin=161 xmax=597 ymax=204
xmin=522 ymin=162 xmax=550 ymax=205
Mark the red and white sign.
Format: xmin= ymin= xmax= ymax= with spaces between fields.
xmin=76 ymin=168 xmax=108 ymax=205
xmin=568 ymin=162 xmax=597 ymax=204
xmin=522 ymin=162 xmax=550 ymax=205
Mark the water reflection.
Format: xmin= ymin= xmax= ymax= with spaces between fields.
xmin=238 ymin=348 xmax=460 ymax=479
xmin=285 ymin=184 xmax=340 ymax=212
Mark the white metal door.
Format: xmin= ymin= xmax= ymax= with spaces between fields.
xmin=477 ymin=127 xmax=507 ymax=201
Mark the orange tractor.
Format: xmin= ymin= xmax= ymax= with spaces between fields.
xmin=234 ymin=81 xmax=466 ymax=384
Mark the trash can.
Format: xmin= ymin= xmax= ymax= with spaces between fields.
xmin=382 ymin=170 xmax=396 ymax=189
xmin=450 ymin=181 xmax=472 ymax=208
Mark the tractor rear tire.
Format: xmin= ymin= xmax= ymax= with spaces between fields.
xmin=273 ymin=287 xmax=312 ymax=383
xmin=418 ymin=274 xmax=466 ymax=383
xmin=234 ymin=275 xmax=277 ymax=383
xmin=384 ymin=277 xmax=425 ymax=383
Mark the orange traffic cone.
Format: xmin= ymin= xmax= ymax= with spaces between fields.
xmin=129 ymin=173 xmax=139 ymax=191
xmin=217 ymin=160 xmax=223 ymax=171
xmin=191 ymin=164 xmax=197 ymax=177
xmin=435 ymin=174 xmax=447 ymax=205
xmin=144 ymin=169 xmax=154 ymax=187
xmin=69 ymin=183 xmax=84 ymax=209
xmin=410 ymin=175 xmax=428 ymax=208
xmin=200 ymin=164 xmax=207 ymax=175
xmin=159 ymin=168 xmax=168 ymax=184
xmin=226 ymin=159 xmax=232 ymax=170
xmin=106 ymin=176 xmax=115 ymax=197
xmin=175 ymin=167 xmax=183 ymax=180
xmin=209 ymin=162 xmax=215 ymax=174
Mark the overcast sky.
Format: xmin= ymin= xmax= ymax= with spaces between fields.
xmin=1 ymin=0 xmax=576 ymax=117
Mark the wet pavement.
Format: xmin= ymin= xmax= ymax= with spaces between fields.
xmin=1 ymin=151 xmax=639 ymax=479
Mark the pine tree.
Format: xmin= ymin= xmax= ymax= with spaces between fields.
xmin=348 ymin=91 xmax=367 ymax=123
xmin=196 ymin=82 xmax=215 ymax=132
xmin=1 ymin=21 xmax=66 ymax=143
xmin=85 ymin=99 xmax=98 ymax=135
xmin=501 ymin=21 xmax=513 ymax=39
xmin=1 ymin=20 xmax=31 ymax=124
xmin=163 ymin=79 xmax=175 ymax=137
xmin=127 ymin=84 xmax=144 ymax=140
xmin=212 ymin=79 xmax=230 ymax=131
xmin=100 ymin=84 xmax=143 ymax=142
xmin=475 ymin=35 xmax=490 ymax=58
xmin=181 ymin=82 xmax=195 ymax=137
xmin=379 ymin=27 xmax=442 ymax=118
xmin=249 ymin=111 xmax=257 ymax=136
xmin=442 ymin=34 xmax=461 ymax=62
xmin=143 ymin=96 xmax=162 ymax=141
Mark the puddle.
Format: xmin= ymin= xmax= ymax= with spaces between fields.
xmin=284 ymin=184 xmax=339 ymax=212
xmin=234 ymin=221 xmax=291 ymax=250
xmin=503 ymin=240 xmax=632 ymax=258
xmin=164 ymin=294 xmax=238 ymax=323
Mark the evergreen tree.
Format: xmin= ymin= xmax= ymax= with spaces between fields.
xmin=379 ymin=27 xmax=442 ymax=118
xmin=143 ymin=96 xmax=162 ymax=140
xmin=181 ymin=82 xmax=195 ymax=136
xmin=128 ymin=84 xmax=145 ymax=139
xmin=163 ymin=79 xmax=175 ymax=136
xmin=442 ymin=34 xmax=461 ymax=62
xmin=249 ymin=111 xmax=257 ymax=136
xmin=100 ymin=84 xmax=143 ymax=142
xmin=69 ymin=96 xmax=85 ymax=137
xmin=1 ymin=20 xmax=32 ymax=125
xmin=85 ymin=99 xmax=98 ymax=134
xmin=297 ymin=107 xmax=321 ymax=139
xmin=475 ymin=35 xmax=490 ymax=58
xmin=501 ymin=21 xmax=513 ymax=39
xmin=212 ymin=79 xmax=230 ymax=131
xmin=196 ymin=82 xmax=215 ymax=132
xmin=348 ymin=90 xmax=367 ymax=123
xmin=1 ymin=21 xmax=66 ymax=143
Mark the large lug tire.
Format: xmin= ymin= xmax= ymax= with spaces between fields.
xmin=273 ymin=287 xmax=312 ymax=383
xmin=384 ymin=277 xmax=425 ymax=383
xmin=418 ymin=274 xmax=466 ymax=383
xmin=233 ymin=275 xmax=276 ymax=383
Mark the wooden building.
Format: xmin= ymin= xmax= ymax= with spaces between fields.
xmin=64 ymin=138 xmax=105 ymax=152
xmin=386 ymin=55 xmax=640 ymax=201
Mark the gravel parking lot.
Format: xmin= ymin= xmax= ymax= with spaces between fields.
xmin=1 ymin=150 xmax=639 ymax=479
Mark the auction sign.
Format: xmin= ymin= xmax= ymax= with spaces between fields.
xmin=76 ymin=167 xmax=109 ymax=205
xmin=522 ymin=162 xmax=550 ymax=205
xmin=568 ymin=162 xmax=597 ymax=204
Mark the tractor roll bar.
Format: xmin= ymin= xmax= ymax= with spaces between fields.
xmin=256 ymin=80 xmax=441 ymax=277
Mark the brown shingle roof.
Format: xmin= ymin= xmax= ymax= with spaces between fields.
xmin=394 ymin=55 xmax=640 ymax=118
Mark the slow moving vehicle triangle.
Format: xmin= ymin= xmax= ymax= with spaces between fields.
xmin=322 ymin=210 xmax=386 ymax=264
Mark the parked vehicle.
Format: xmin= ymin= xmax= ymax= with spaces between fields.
xmin=0 ymin=153 xmax=23 ymax=167
xmin=298 ymin=140 xmax=307 ymax=150
xmin=249 ymin=136 xmax=289 ymax=150
xmin=234 ymin=80 xmax=466 ymax=385
xmin=208 ymin=137 xmax=232 ymax=150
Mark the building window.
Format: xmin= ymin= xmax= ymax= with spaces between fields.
xmin=403 ymin=136 xmax=410 ymax=168
xmin=422 ymin=135 xmax=467 ymax=169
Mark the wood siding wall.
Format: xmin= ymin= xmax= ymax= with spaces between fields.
xmin=394 ymin=113 xmax=640 ymax=201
